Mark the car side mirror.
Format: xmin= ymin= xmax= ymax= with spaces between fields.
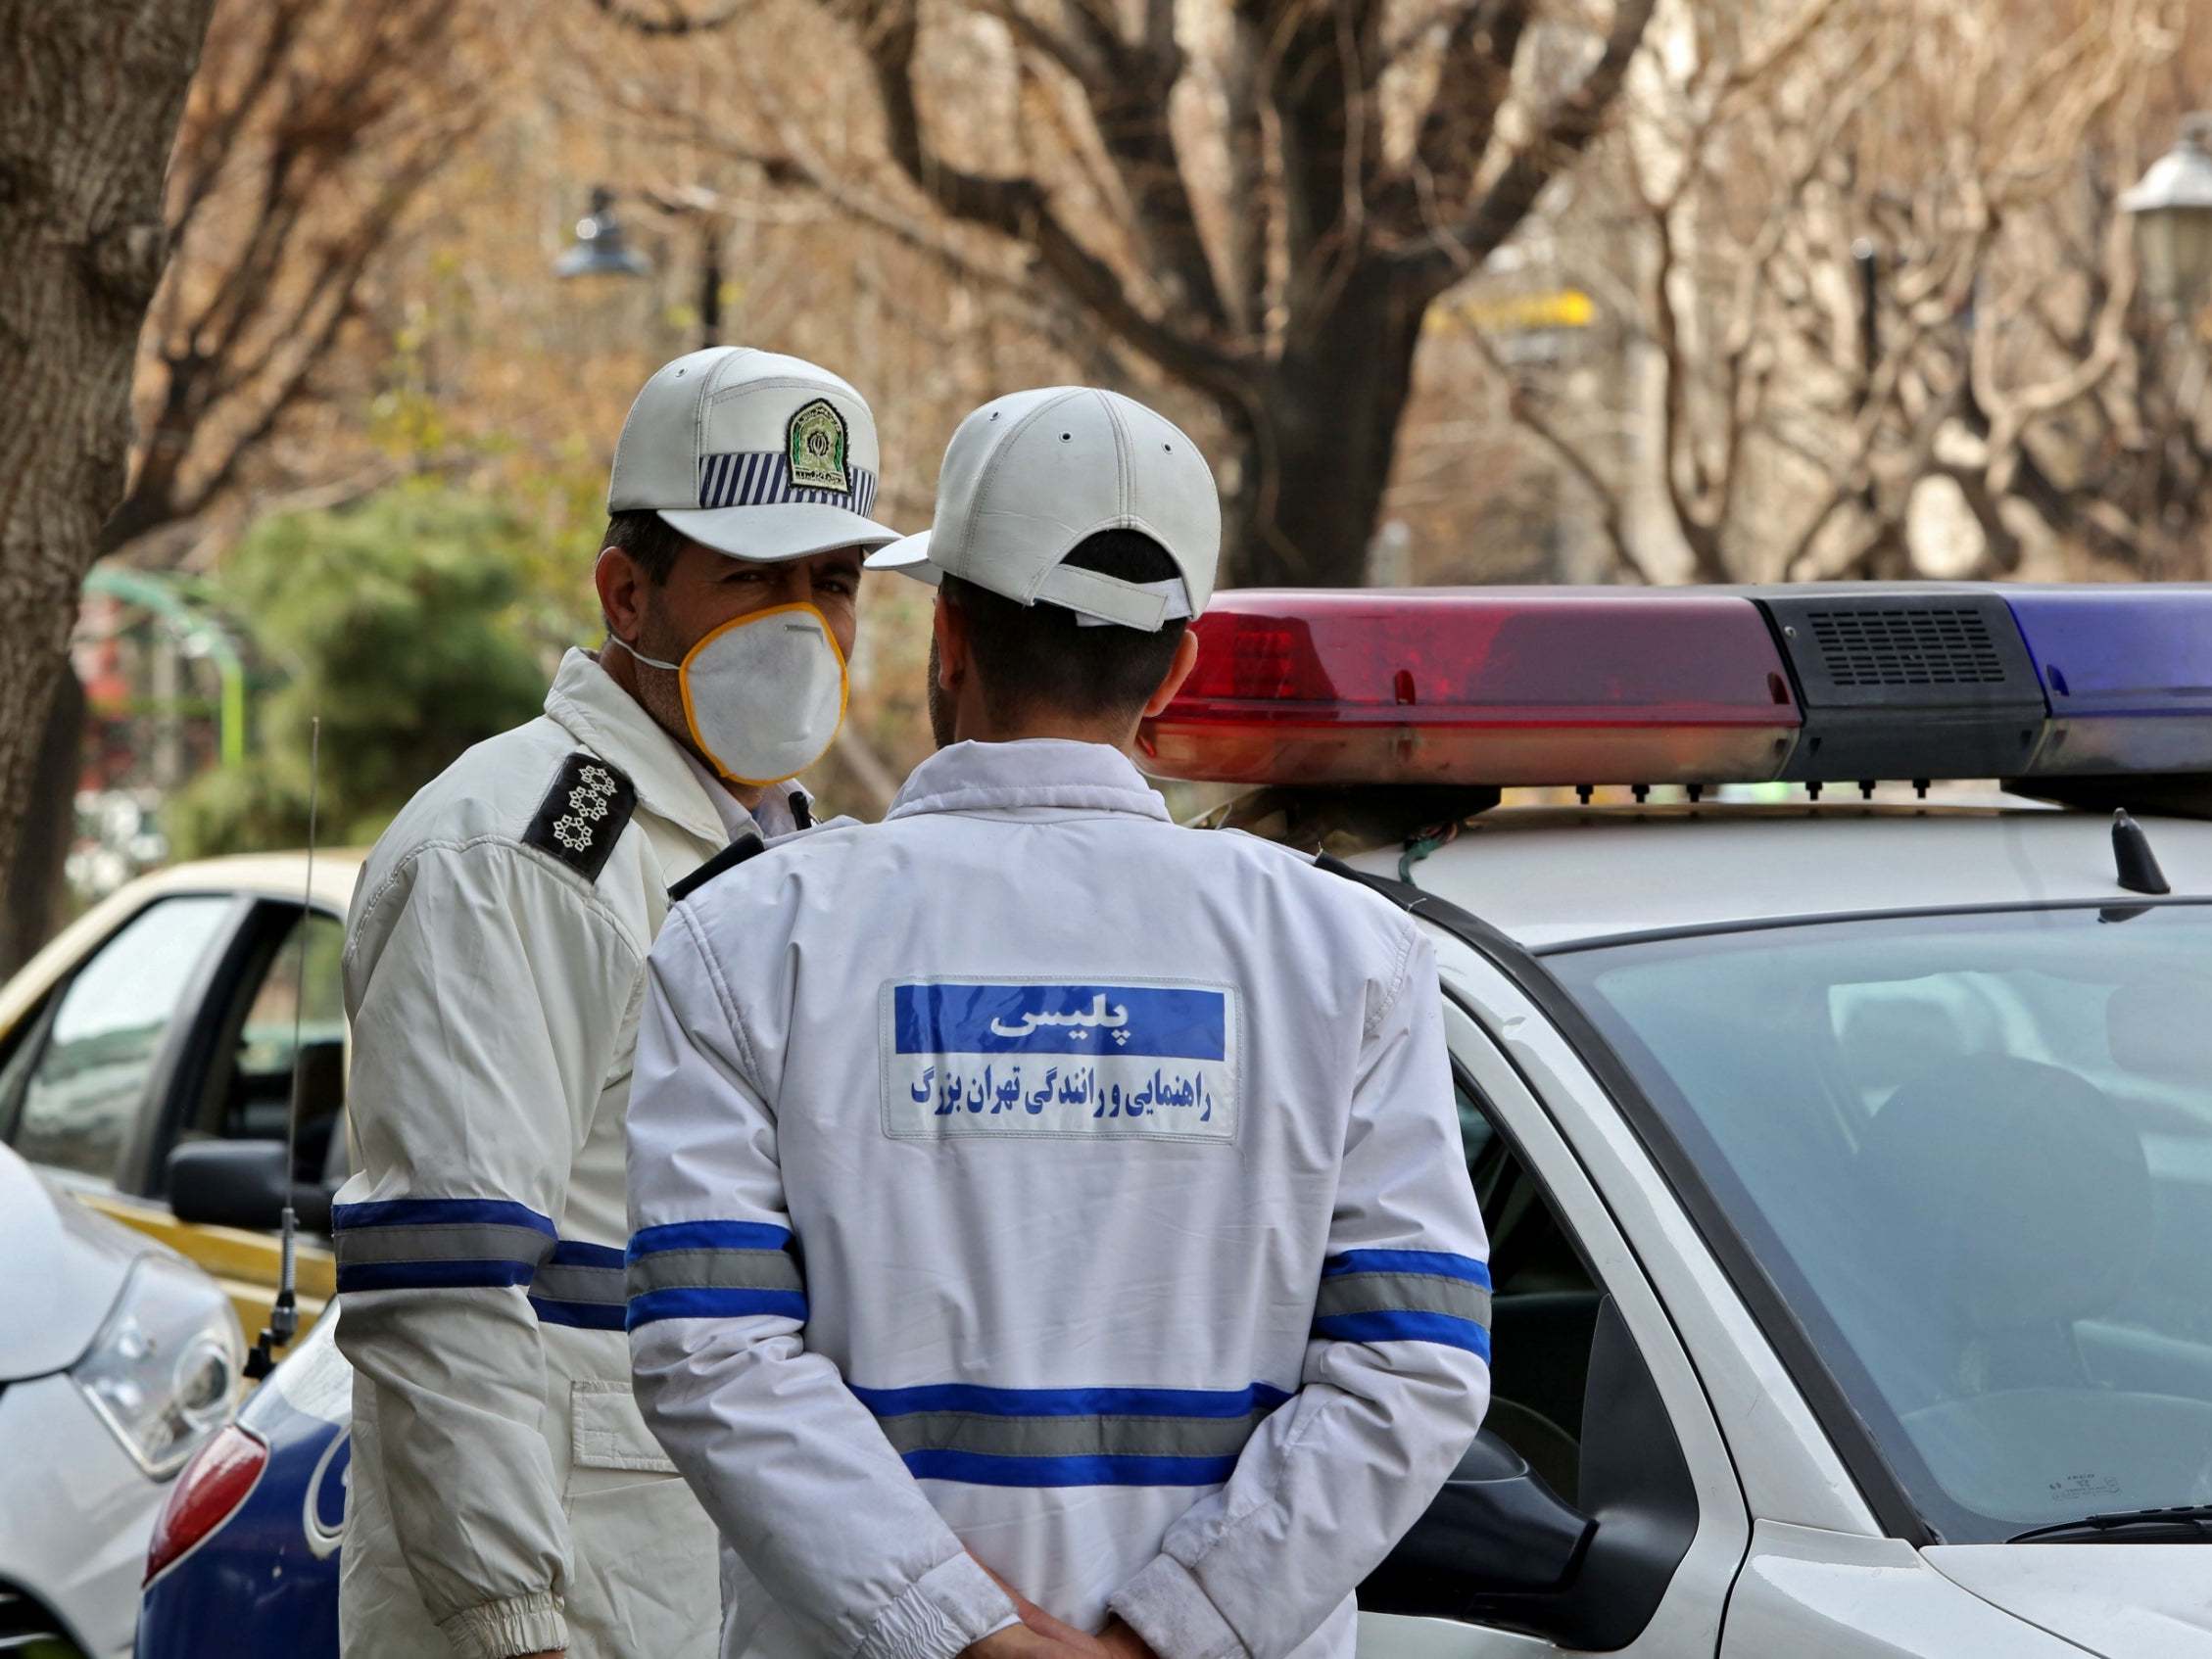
xmin=169 ymin=1140 xmax=335 ymax=1233
xmin=1361 ymin=1296 xmax=1698 ymax=1650
xmin=1359 ymin=1430 xmax=1594 ymax=1615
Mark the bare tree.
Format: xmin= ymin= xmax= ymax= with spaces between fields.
xmin=1494 ymin=0 xmax=2211 ymax=585
xmin=108 ymin=0 xmax=496 ymax=561
xmin=0 ymin=0 xmax=218 ymax=924
xmin=592 ymin=0 xmax=1659 ymax=587
xmin=0 ymin=0 xmax=495 ymax=973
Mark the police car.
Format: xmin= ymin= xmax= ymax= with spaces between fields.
xmin=143 ymin=582 xmax=2212 ymax=1659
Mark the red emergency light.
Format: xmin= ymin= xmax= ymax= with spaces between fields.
xmin=1138 ymin=590 xmax=1803 ymax=786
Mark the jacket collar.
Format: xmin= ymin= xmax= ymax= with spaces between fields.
xmin=542 ymin=648 xmax=811 ymax=845
xmin=886 ymin=739 xmax=1174 ymax=823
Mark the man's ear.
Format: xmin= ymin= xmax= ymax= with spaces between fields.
xmin=595 ymin=547 xmax=646 ymax=642
xmin=1141 ymin=628 xmax=1201 ymax=719
xmin=932 ymin=592 xmax=968 ymax=690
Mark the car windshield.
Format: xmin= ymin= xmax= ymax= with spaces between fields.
xmin=1546 ymin=904 xmax=2212 ymax=1543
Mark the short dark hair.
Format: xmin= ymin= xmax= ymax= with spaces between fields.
xmin=601 ymin=509 xmax=687 ymax=585
xmin=942 ymin=531 xmax=1190 ymax=726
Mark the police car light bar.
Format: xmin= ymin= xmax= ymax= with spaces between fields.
xmin=1137 ymin=590 xmax=1801 ymax=786
xmin=1134 ymin=584 xmax=2212 ymax=791
xmin=2006 ymin=588 xmax=2212 ymax=777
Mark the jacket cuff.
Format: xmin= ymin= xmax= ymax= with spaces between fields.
xmin=855 ymin=1553 xmax=1019 ymax=1659
xmin=437 ymin=1590 xmax=568 ymax=1659
xmin=1109 ymin=1555 xmax=1246 ymax=1659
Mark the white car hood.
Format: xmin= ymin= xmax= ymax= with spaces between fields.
xmin=0 ymin=1150 xmax=138 ymax=1380
xmin=1926 ymin=1544 xmax=2212 ymax=1658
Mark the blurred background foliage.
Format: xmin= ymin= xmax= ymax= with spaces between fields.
xmin=163 ymin=483 xmax=582 ymax=858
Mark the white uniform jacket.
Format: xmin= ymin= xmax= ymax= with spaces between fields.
xmin=627 ymin=739 xmax=1492 ymax=1659
xmin=333 ymin=648 xmax=814 ymax=1659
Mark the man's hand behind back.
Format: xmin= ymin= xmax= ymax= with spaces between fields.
xmin=966 ymin=1624 xmax=1155 ymax=1659
xmin=963 ymin=1570 xmax=1159 ymax=1659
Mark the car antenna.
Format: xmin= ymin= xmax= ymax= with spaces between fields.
xmin=246 ymin=715 xmax=319 ymax=1382
xmin=2112 ymin=808 xmax=2170 ymax=897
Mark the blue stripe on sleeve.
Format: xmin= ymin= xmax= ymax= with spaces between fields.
xmin=848 ymin=1382 xmax=1292 ymax=1419
xmin=626 ymin=1220 xmax=794 ymax=1259
xmin=898 ymin=1450 xmax=1239 ymax=1489
xmin=625 ymin=1287 xmax=809 ymax=1329
xmin=530 ymin=1298 xmax=628 ymax=1331
xmin=548 ymin=1240 xmax=626 ymax=1269
xmin=1313 ymin=1308 xmax=1492 ymax=1358
xmin=332 ymin=1197 xmax=556 ymax=1235
xmin=1322 ymin=1249 xmax=1491 ymax=1288
xmin=336 ymin=1259 xmax=540 ymax=1293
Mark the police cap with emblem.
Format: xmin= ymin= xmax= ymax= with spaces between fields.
xmin=609 ymin=347 xmax=902 ymax=563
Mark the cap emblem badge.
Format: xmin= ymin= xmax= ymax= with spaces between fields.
xmin=786 ymin=399 xmax=850 ymax=493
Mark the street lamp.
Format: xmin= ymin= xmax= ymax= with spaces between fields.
xmin=553 ymin=186 xmax=653 ymax=280
xmin=553 ymin=184 xmax=732 ymax=350
xmin=2120 ymin=114 xmax=2212 ymax=315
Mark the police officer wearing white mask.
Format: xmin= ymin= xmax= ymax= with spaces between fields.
xmin=626 ymin=387 xmax=1493 ymax=1659
xmin=331 ymin=347 xmax=899 ymax=1659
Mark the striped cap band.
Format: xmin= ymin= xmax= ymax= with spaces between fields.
xmin=698 ymin=452 xmax=880 ymax=514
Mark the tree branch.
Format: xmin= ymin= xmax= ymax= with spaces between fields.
xmin=589 ymin=0 xmax=749 ymax=33
xmin=850 ymin=0 xmax=1251 ymax=402
xmin=1406 ymin=0 xmax=1531 ymax=213
xmin=1395 ymin=0 xmax=1657 ymax=293
xmin=1467 ymin=329 xmax=1651 ymax=582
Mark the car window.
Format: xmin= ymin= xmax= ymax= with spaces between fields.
xmin=1449 ymin=1059 xmax=1600 ymax=1502
xmin=1552 ymin=906 xmax=2212 ymax=1542
xmin=1455 ymin=1074 xmax=1495 ymax=1169
xmin=6 ymin=896 xmax=236 ymax=1185
xmin=184 ymin=908 xmax=348 ymax=1181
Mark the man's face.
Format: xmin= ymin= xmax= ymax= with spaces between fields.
xmin=615 ymin=539 xmax=864 ymax=761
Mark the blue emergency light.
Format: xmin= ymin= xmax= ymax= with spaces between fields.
xmin=1135 ymin=584 xmax=2212 ymax=799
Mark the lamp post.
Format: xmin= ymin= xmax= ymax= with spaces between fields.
xmin=553 ymin=184 xmax=730 ymax=352
xmin=553 ymin=186 xmax=652 ymax=281
xmin=2121 ymin=114 xmax=2212 ymax=317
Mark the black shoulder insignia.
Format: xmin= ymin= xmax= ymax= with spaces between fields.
xmin=524 ymin=753 xmax=637 ymax=883
xmin=669 ymin=831 xmax=766 ymax=905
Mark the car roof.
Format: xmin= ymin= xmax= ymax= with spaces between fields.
xmin=0 ymin=852 xmax=367 ymax=1038
xmin=123 ymin=850 xmax=365 ymax=911
xmin=1341 ymin=804 xmax=2212 ymax=951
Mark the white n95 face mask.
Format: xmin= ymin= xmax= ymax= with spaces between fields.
xmin=613 ymin=603 xmax=849 ymax=786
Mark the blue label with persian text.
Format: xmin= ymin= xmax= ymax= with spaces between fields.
xmin=881 ymin=978 xmax=1237 ymax=1142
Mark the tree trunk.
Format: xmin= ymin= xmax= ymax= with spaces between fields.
xmin=0 ymin=670 xmax=84 ymax=978
xmin=0 ymin=0 xmax=216 ymax=911
xmin=1224 ymin=284 xmax=1428 ymax=589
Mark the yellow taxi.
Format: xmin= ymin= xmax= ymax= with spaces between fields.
xmin=0 ymin=853 xmax=361 ymax=1344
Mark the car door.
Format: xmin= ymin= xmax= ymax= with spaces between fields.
xmin=1354 ymin=986 xmax=1752 ymax=1657
xmin=0 ymin=891 xmax=343 ymax=1341
xmin=126 ymin=896 xmax=348 ymax=1342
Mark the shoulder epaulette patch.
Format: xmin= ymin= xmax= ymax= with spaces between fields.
xmin=524 ymin=753 xmax=637 ymax=883
xmin=669 ymin=831 xmax=765 ymax=905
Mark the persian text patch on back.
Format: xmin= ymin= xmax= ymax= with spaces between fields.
xmin=879 ymin=978 xmax=1238 ymax=1143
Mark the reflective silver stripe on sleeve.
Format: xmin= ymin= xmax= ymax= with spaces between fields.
xmin=873 ymin=1408 xmax=1273 ymax=1462
xmin=625 ymin=1248 xmax=804 ymax=1299
xmin=1314 ymin=1272 xmax=1492 ymax=1326
xmin=332 ymin=1222 xmax=556 ymax=1268
xmin=528 ymin=1261 xmax=627 ymax=1306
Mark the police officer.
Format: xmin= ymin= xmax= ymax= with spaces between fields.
xmin=330 ymin=348 xmax=899 ymax=1659
xmin=625 ymin=388 xmax=1493 ymax=1659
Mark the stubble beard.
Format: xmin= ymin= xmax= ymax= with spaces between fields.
xmin=927 ymin=632 xmax=957 ymax=749
xmin=625 ymin=601 xmax=697 ymax=754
